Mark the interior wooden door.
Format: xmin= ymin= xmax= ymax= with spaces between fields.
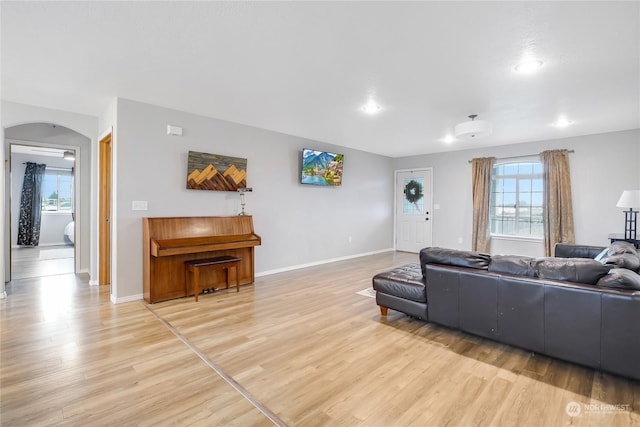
xmin=99 ymin=133 xmax=112 ymax=286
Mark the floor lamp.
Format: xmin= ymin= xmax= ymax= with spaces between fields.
xmin=616 ymin=190 xmax=640 ymax=240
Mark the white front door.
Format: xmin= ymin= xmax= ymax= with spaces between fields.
xmin=395 ymin=169 xmax=433 ymax=253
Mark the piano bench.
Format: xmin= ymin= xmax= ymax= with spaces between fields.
xmin=185 ymin=256 xmax=241 ymax=302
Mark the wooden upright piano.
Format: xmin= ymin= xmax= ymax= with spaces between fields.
xmin=143 ymin=216 xmax=261 ymax=303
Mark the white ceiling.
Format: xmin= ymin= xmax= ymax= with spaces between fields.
xmin=2 ymin=1 xmax=639 ymax=157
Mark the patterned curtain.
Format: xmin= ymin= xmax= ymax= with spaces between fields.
xmin=540 ymin=149 xmax=575 ymax=256
xmin=17 ymin=162 xmax=47 ymax=246
xmin=471 ymin=157 xmax=495 ymax=253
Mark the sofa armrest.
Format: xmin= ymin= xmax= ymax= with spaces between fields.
xmin=601 ymin=293 xmax=640 ymax=380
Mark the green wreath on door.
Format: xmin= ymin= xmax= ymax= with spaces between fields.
xmin=404 ymin=179 xmax=423 ymax=212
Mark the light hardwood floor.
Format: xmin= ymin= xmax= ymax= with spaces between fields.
xmin=1 ymin=251 xmax=639 ymax=426
xmin=10 ymin=245 xmax=74 ymax=280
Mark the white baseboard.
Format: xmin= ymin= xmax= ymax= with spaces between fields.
xmin=0 ymin=291 xmax=7 ymax=299
xmin=111 ymin=293 xmax=143 ymax=304
xmin=105 ymin=249 xmax=394 ymax=304
xmin=255 ymin=248 xmax=395 ymax=277
xmin=89 ymin=279 xmax=99 ymax=286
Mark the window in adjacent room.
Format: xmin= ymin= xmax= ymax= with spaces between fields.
xmin=490 ymin=159 xmax=543 ymax=238
xmin=41 ymin=169 xmax=73 ymax=213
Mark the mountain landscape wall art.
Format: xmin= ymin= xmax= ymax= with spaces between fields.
xmin=300 ymin=149 xmax=344 ymax=186
xmin=186 ymin=151 xmax=247 ymax=191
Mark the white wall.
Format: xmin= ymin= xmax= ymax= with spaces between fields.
xmin=2 ymin=101 xmax=98 ymax=282
xmin=393 ymin=129 xmax=640 ymax=256
xmin=113 ymin=98 xmax=395 ymax=300
xmin=4 ymin=98 xmax=637 ymax=302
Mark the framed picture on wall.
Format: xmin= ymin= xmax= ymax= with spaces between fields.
xmin=186 ymin=151 xmax=247 ymax=191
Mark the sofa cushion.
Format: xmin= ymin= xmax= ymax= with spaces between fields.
xmin=372 ymin=263 xmax=426 ymax=303
xmin=597 ymin=268 xmax=640 ymax=290
xmin=532 ymin=257 xmax=612 ymax=285
xmin=420 ymin=247 xmax=491 ymax=277
xmin=489 ymin=255 xmax=536 ymax=277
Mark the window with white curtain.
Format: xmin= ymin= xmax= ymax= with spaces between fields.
xmin=41 ymin=169 xmax=73 ymax=213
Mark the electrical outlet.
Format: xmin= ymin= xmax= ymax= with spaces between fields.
xmin=457 ymin=237 xmax=463 ymax=244
xmin=348 ymin=236 xmax=352 ymax=243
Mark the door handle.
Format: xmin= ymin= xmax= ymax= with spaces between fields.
xmin=106 ymin=218 xmax=110 ymax=223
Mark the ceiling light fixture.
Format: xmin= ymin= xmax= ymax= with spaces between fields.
xmin=361 ymin=100 xmax=382 ymax=115
xmin=63 ymin=150 xmax=75 ymax=161
xmin=515 ymin=59 xmax=543 ymax=74
xmin=454 ymin=114 xmax=493 ymax=140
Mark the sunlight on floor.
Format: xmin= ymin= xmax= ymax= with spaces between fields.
xmin=39 ymin=275 xmax=76 ymax=322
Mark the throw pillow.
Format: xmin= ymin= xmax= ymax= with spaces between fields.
xmin=597 ymin=268 xmax=640 ymax=290
xmin=599 ymin=253 xmax=640 ymax=272
xmin=607 ymin=241 xmax=638 ymax=256
xmin=532 ymin=258 xmax=612 ymax=285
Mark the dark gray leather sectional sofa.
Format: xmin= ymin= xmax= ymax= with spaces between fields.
xmin=372 ymin=243 xmax=640 ymax=380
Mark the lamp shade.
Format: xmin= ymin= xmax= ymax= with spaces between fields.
xmin=454 ymin=116 xmax=492 ymax=139
xmin=616 ymin=190 xmax=640 ymax=208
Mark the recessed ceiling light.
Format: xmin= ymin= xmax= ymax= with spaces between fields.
xmin=442 ymin=135 xmax=455 ymax=144
xmin=514 ymin=59 xmax=543 ymax=74
xmin=555 ymin=117 xmax=573 ymax=128
xmin=361 ymin=100 xmax=382 ymax=115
